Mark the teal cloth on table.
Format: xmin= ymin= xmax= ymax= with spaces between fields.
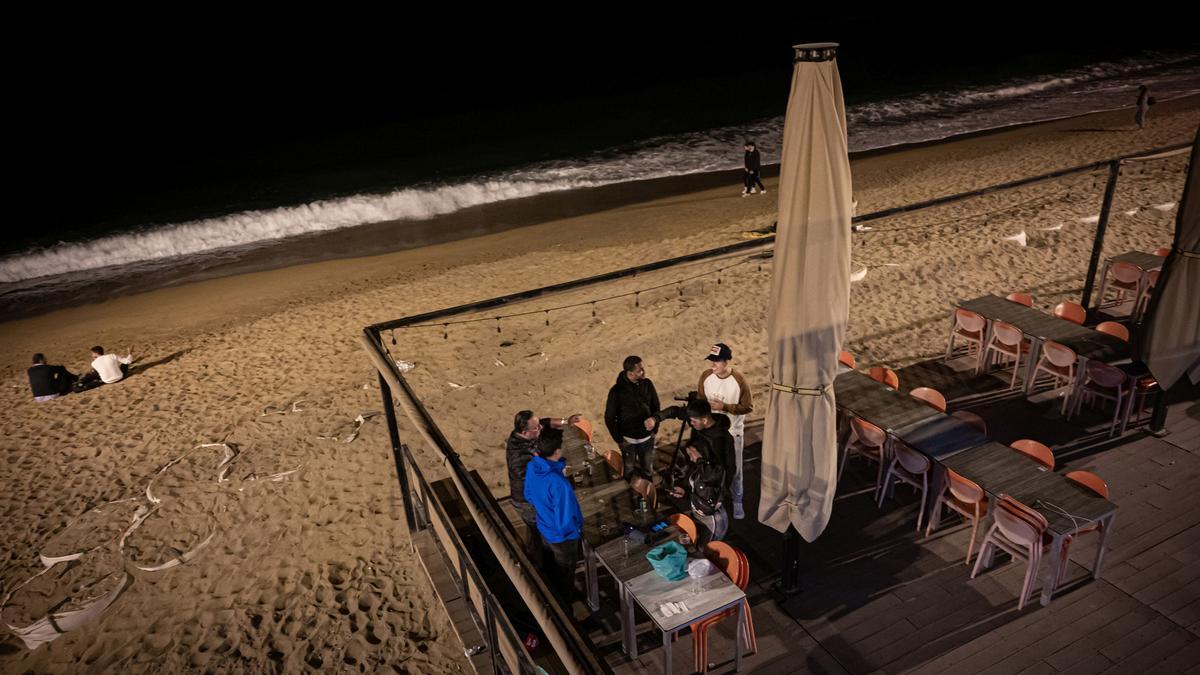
xmin=646 ymin=541 xmax=689 ymax=581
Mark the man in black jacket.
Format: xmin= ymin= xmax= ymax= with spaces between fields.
xmin=506 ymin=409 xmax=580 ymax=559
xmin=604 ymin=356 xmax=661 ymax=480
xmin=656 ymin=398 xmax=736 ymax=545
xmin=743 ymin=140 xmax=766 ymax=196
xmin=28 ymin=353 xmax=77 ymax=401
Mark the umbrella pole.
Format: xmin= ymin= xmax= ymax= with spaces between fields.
xmin=773 ymin=525 xmax=803 ymax=596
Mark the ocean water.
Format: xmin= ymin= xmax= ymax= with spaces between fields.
xmin=2 ymin=49 xmax=1198 ymax=315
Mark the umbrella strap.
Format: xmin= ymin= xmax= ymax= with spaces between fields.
xmin=1176 ymin=247 xmax=1199 ymax=259
xmin=770 ymin=382 xmax=826 ymax=396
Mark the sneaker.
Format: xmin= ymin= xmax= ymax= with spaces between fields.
xmin=733 ymin=503 xmax=745 ymax=519
xmin=750 ymin=188 xmax=758 ymax=194
xmin=760 ymin=189 xmax=767 ymax=195
xmin=741 ymin=192 xmax=749 ymax=197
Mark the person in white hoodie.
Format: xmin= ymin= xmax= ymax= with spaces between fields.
xmin=697 ymin=342 xmax=753 ymax=519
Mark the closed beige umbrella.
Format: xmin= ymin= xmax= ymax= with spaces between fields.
xmin=759 ymin=43 xmax=852 ymax=542
xmin=1139 ymin=133 xmax=1200 ymax=389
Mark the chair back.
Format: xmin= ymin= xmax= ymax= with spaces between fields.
xmin=895 ymin=444 xmax=931 ymax=474
xmin=1095 ymin=321 xmax=1129 ymax=341
xmin=868 ymin=366 xmax=900 ymax=389
xmin=630 ymin=476 xmax=657 ymax=510
xmin=732 ymin=547 xmax=751 ymax=591
xmin=704 ymin=541 xmax=744 ymax=586
xmin=994 ymin=496 xmax=1048 ymax=546
xmin=955 ymin=309 xmax=986 ymax=335
xmin=667 ymin=513 xmax=698 ymax=543
xmin=850 ymin=417 xmax=887 ymax=448
xmin=1154 ymin=246 xmax=1171 ymax=257
xmin=1010 ymin=439 xmax=1055 ymax=470
xmin=1085 ymin=360 xmax=1127 ymax=389
xmin=1065 ymin=470 xmax=1109 ymax=498
xmin=838 ymin=350 xmax=856 ymax=369
xmin=573 ymin=417 xmax=594 ymax=442
xmin=1053 ymin=301 xmax=1086 ymax=325
xmin=910 ymin=386 xmax=947 ymax=412
xmin=992 ymin=320 xmax=1025 ymax=347
xmin=947 ymin=469 xmax=986 ymax=504
xmin=1145 ymin=269 xmax=1160 ymax=289
xmin=1041 ymin=341 xmax=1077 ymax=368
xmin=1111 ymin=261 xmax=1144 ymax=284
xmin=950 ymin=410 xmax=987 ymax=434
xmin=604 ymin=449 xmax=624 ymax=475
xmin=1005 ymin=292 xmax=1035 ymax=307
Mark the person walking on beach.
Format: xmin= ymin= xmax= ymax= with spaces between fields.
xmin=655 ymin=398 xmax=736 ymax=545
xmin=27 ymin=353 xmax=77 ymax=401
xmin=506 ymin=410 xmax=581 ymax=561
xmin=698 ymin=342 xmax=753 ymax=519
xmin=1135 ymin=84 xmax=1156 ymax=130
xmin=743 ymin=140 xmax=766 ymax=196
xmin=77 ymin=346 xmax=133 ymax=389
xmin=523 ymin=433 xmax=583 ymax=600
xmin=604 ymin=356 xmax=661 ymax=481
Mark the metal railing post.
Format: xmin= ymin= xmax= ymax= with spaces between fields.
xmin=1080 ymin=160 xmax=1122 ymax=313
xmin=379 ymin=372 xmax=417 ymax=531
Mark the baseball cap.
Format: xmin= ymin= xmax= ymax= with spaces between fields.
xmin=706 ymin=343 xmax=733 ymax=361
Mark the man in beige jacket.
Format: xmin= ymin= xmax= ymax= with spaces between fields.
xmin=698 ymin=342 xmax=753 ymax=519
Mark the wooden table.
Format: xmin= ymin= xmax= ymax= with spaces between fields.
xmin=940 ymin=443 xmax=1117 ymax=605
xmin=624 ymin=560 xmax=747 ymax=673
xmin=953 ymin=295 xmax=1129 ymax=412
xmin=593 ymin=527 xmax=683 ymax=654
xmin=833 ymin=369 xmax=943 ymax=432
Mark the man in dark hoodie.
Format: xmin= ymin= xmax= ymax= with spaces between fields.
xmin=524 ymin=433 xmax=584 ymax=601
xmin=655 ymin=398 xmax=736 ymax=545
xmin=27 ymin=353 xmax=77 ymax=401
xmin=507 ymin=410 xmax=580 ymax=560
xmin=604 ymin=356 xmax=661 ymax=480
xmin=743 ymin=140 xmax=765 ymax=196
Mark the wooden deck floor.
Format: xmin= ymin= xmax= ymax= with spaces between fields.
xmin=526 ymin=368 xmax=1200 ymax=674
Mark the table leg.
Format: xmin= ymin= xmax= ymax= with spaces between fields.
xmin=583 ymin=539 xmax=599 ymax=612
xmin=1040 ymin=531 xmax=1066 ymax=606
xmin=1024 ymin=338 xmax=1044 ymax=397
xmin=1095 ymin=512 xmax=1117 ymax=579
xmin=622 ymin=584 xmax=637 ymax=657
xmin=664 ymin=628 xmax=672 ymax=674
xmin=736 ymin=601 xmax=745 ymax=672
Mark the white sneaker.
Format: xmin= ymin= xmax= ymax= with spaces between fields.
xmin=733 ymin=503 xmax=745 ymax=519
xmin=760 ymin=189 xmax=767 ymax=195
xmin=750 ymin=189 xmax=758 ymax=194
xmin=741 ymin=192 xmax=749 ymax=197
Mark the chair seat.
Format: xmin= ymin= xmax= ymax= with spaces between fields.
xmin=946 ymin=495 xmax=989 ymax=517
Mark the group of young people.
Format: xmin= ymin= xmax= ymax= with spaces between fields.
xmin=505 ymin=343 xmax=753 ymax=599
xmin=27 ymin=347 xmax=134 ymax=401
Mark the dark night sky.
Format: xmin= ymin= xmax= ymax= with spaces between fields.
xmin=11 ymin=14 xmax=1198 ymax=241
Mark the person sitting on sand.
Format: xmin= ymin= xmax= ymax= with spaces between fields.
xmin=27 ymin=353 xmax=77 ymax=401
xmin=78 ymin=346 xmax=134 ymax=388
xmin=507 ymin=410 xmax=581 ymax=560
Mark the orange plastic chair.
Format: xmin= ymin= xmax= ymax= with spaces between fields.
xmin=945 ymin=308 xmax=986 ymax=371
xmin=926 ymin=469 xmax=989 ymax=564
xmin=983 ymin=320 xmax=1032 ymax=390
xmin=667 ymin=513 xmax=698 ymax=544
xmin=1095 ymin=321 xmax=1130 ymax=342
xmin=1135 ymin=269 xmax=1160 ymax=321
xmin=692 ymin=542 xmax=752 ymax=673
xmin=840 ymin=417 xmax=887 ymax=496
xmin=879 ymin=444 xmax=932 ymax=531
xmin=971 ymin=496 xmax=1049 ymax=610
xmin=573 ymin=417 xmax=594 ymax=442
xmin=604 ymin=448 xmax=624 ymax=476
xmin=1100 ymin=261 xmax=1145 ymax=306
xmin=910 ymin=386 xmax=947 ymax=413
xmin=1072 ymin=361 xmax=1131 ymax=437
xmin=630 ymin=476 xmax=658 ymax=511
xmin=868 ymin=366 xmax=900 ymax=390
xmin=1005 ymin=292 xmax=1035 ymax=307
xmin=1125 ymin=374 xmax=1160 ymax=433
xmin=951 ymin=410 xmax=988 ymax=435
xmin=1053 ymin=301 xmax=1086 ymax=325
xmin=1032 ymin=340 xmax=1078 ymax=414
xmin=838 ymin=350 xmax=856 ymax=369
xmin=1153 ymin=246 xmax=1171 ymax=256
xmin=1010 ymin=439 xmax=1055 ymax=470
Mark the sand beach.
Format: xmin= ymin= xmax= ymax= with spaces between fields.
xmin=1 ymin=97 xmax=1197 ymax=673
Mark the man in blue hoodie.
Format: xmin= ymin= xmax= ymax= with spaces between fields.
xmin=524 ymin=434 xmax=584 ymax=601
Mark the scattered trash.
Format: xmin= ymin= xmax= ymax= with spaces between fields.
xmin=1077 ymin=215 xmax=1100 ymax=224
xmin=260 ymin=401 xmax=307 ymax=417
xmin=1151 ymin=202 xmax=1177 ymax=212
xmin=1038 ymin=223 xmax=1064 ymax=231
xmin=850 ymin=267 xmax=868 ymax=282
xmin=1001 ymin=230 xmax=1028 ymax=247
xmin=1123 ymin=208 xmax=1140 ymax=216
xmin=851 ymin=224 xmax=872 ymax=233
xmin=494 ymin=359 xmax=506 ymax=367
xmin=395 ymin=360 xmax=416 ymax=373
xmin=318 ymin=412 xmax=381 ymax=443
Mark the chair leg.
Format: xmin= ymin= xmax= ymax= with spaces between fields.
xmin=965 ymin=515 xmax=981 ymax=565
xmin=1018 ymin=546 xmax=1039 ymax=610
xmin=971 ymin=536 xmax=993 ymax=579
xmin=916 ymin=473 xmax=929 ymax=532
xmin=878 ymin=462 xmax=896 ymax=508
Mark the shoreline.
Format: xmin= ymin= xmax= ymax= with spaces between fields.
xmin=4 ymin=93 xmax=1198 ymax=323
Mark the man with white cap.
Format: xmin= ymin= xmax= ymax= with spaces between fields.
xmin=697 ymin=342 xmax=753 ymax=519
